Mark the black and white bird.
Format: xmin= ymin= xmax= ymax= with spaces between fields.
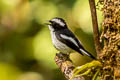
xmin=46 ymin=17 xmax=96 ymax=59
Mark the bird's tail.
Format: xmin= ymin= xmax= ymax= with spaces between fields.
xmin=80 ymin=48 xmax=96 ymax=60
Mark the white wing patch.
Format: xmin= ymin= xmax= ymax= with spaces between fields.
xmin=60 ymin=34 xmax=79 ymax=47
xmin=80 ymin=49 xmax=90 ymax=57
xmin=51 ymin=19 xmax=65 ymax=26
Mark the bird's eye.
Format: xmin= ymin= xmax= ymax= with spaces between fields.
xmin=52 ymin=23 xmax=57 ymax=26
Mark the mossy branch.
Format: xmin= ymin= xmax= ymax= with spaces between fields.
xmin=55 ymin=53 xmax=102 ymax=80
xmin=54 ymin=53 xmax=85 ymax=80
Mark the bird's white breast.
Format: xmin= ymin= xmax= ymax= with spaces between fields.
xmin=50 ymin=31 xmax=72 ymax=54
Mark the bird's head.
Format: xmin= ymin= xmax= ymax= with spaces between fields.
xmin=46 ymin=17 xmax=67 ymax=31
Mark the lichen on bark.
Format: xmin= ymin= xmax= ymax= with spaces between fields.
xmin=99 ymin=0 xmax=120 ymax=79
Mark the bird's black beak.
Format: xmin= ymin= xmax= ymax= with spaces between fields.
xmin=45 ymin=20 xmax=52 ymax=25
xmin=45 ymin=20 xmax=51 ymax=25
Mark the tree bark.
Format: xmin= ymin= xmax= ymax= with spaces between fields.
xmin=99 ymin=0 xmax=120 ymax=79
xmin=89 ymin=0 xmax=102 ymax=57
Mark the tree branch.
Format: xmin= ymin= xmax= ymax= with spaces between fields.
xmin=88 ymin=0 xmax=102 ymax=57
xmin=55 ymin=53 xmax=85 ymax=80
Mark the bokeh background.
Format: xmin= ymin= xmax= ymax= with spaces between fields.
xmin=0 ymin=0 xmax=102 ymax=80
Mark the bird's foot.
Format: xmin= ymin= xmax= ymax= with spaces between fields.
xmin=56 ymin=52 xmax=71 ymax=62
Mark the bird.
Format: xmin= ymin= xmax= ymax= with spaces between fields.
xmin=46 ymin=17 xmax=96 ymax=59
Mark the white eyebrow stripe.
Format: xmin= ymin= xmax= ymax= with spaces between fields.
xmin=60 ymin=34 xmax=79 ymax=47
xmin=51 ymin=19 xmax=65 ymax=26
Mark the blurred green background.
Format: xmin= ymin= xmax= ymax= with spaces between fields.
xmin=0 ymin=0 xmax=102 ymax=80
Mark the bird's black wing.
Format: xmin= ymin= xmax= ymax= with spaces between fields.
xmin=55 ymin=29 xmax=83 ymax=55
xmin=55 ymin=29 xmax=96 ymax=59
